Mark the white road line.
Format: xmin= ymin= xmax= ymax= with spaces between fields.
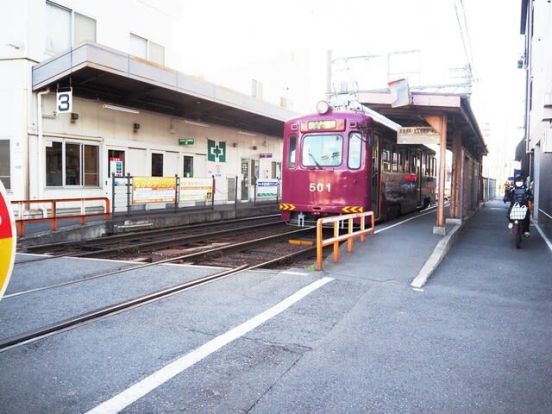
xmin=375 ymin=208 xmax=436 ymax=234
xmin=85 ymin=277 xmax=334 ymax=414
xmin=281 ymin=271 xmax=309 ymax=276
xmin=534 ymin=223 xmax=552 ymax=254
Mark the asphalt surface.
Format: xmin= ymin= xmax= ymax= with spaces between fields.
xmin=0 ymin=201 xmax=550 ymax=413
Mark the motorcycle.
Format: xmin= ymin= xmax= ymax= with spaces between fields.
xmin=509 ymin=202 xmax=528 ymax=249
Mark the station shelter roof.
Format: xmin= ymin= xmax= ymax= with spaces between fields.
xmin=357 ymin=91 xmax=488 ymax=159
xmin=32 ymin=42 xmax=297 ymax=137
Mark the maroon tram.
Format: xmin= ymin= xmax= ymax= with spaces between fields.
xmin=280 ymin=101 xmax=436 ymax=225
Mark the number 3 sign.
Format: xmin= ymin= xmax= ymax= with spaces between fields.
xmin=57 ymin=89 xmax=72 ymax=113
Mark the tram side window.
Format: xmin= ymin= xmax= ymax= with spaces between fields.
xmin=392 ymin=149 xmax=398 ymax=172
xmin=422 ymin=154 xmax=428 ymax=176
xmin=383 ymin=149 xmax=391 ymax=172
xmin=348 ymin=132 xmax=362 ymax=169
xmin=404 ymin=149 xmax=410 ymax=173
xmin=288 ymin=136 xmax=296 ymax=168
xmin=397 ymin=150 xmax=404 ymax=173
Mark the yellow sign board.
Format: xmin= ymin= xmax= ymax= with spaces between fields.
xmin=0 ymin=181 xmax=16 ymax=300
xmin=132 ymin=177 xmax=176 ymax=204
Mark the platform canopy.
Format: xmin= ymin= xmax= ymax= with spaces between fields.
xmin=357 ymin=91 xmax=487 ymax=159
xmin=32 ymin=43 xmax=296 ymax=137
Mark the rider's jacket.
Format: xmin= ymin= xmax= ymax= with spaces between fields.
xmin=507 ymin=186 xmax=533 ymax=206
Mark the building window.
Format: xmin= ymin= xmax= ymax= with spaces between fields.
xmin=149 ymin=41 xmax=165 ymax=65
xmin=46 ymin=142 xmax=63 ymax=186
xmin=152 ymin=153 xmax=163 ymax=177
xmin=130 ymin=34 xmax=147 ymax=59
xmin=74 ymin=12 xmax=96 ymax=46
xmin=0 ymin=140 xmax=10 ymax=190
xmin=46 ymin=1 xmax=96 ymax=54
xmin=271 ymin=161 xmax=281 ymax=179
xmin=130 ymin=34 xmax=165 ymax=65
xmin=46 ymin=2 xmax=71 ymax=53
xmin=45 ymin=140 xmax=99 ymax=187
xmin=84 ymin=145 xmax=99 ymax=185
xmin=183 ymin=156 xmax=193 ymax=177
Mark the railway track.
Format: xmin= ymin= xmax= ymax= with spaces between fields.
xmin=7 ymin=226 xmax=315 ymax=299
xmin=15 ymin=214 xmax=282 ymax=263
xmin=0 ymin=244 xmax=315 ymax=353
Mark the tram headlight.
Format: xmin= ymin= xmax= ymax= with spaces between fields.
xmin=316 ymin=100 xmax=331 ymax=115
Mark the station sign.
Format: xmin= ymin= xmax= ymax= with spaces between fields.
xmin=397 ymin=126 xmax=440 ymax=145
xmin=0 ymin=180 xmax=16 ymax=301
xmin=56 ymin=88 xmax=72 ymax=113
xmin=179 ymin=138 xmax=195 ymax=146
xmin=256 ymin=179 xmax=279 ymax=199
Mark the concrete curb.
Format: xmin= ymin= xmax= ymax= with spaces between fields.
xmin=410 ymin=210 xmax=476 ymax=288
xmin=410 ymin=224 xmax=461 ymax=288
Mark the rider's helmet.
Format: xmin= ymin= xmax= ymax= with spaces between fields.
xmin=514 ymin=175 xmax=525 ymax=188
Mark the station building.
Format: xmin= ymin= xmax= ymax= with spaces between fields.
xmin=0 ymin=1 xmax=295 ymax=205
xmin=520 ymin=0 xmax=552 ymax=239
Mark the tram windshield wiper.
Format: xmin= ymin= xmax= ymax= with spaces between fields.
xmin=309 ymin=152 xmax=322 ymax=168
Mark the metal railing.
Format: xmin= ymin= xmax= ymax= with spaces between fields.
xmin=11 ymin=197 xmax=111 ymax=237
xmin=316 ymin=211 xmax=375 ymax=271
xmin=111 ymin=174 xmax=280 ymax=214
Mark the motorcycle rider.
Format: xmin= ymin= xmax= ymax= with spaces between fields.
xmin=503 ymin=174 xmax=533 ymax=237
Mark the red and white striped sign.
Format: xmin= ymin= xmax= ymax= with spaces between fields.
xmin=0 ymin=181 xmax=15 ymax=300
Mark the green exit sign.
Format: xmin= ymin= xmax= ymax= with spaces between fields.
xmin=179 ymin=138 xmax=195 ymax=145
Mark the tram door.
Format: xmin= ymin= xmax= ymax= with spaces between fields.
xmin=416 ymin=150 xmax=423 ymax=205
xmin=371 ymin=134 xmax=380 ymax=216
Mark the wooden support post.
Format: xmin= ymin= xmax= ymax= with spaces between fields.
xmin=451 ymin=130 xmax=462 ymax=219
xmin=425 ymin=115 xmax=447 ymax=234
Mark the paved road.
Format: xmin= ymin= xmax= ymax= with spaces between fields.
xmin=1 ymin=202 xmax=550 ymax=413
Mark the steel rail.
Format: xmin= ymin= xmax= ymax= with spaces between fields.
xmin=20 ymin=214 xmax=280 ymax=254
xmin=6 ymin=227 xmax=314 ymax=299
xmin=0 ymin=244 xmax=316 ymax=352
xmin=15 ymin=216 xmax=282 ymax=264
xmin=0 ymin=265 xmax=249 ymax=353
xmin=71 ymin=221 xmax=287 ymax=258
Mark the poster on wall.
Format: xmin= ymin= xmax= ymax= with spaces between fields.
xmin=255 ymin=179 xmax=279 ymax=199
xmin=132 ymin=177 xmax=176 ymax=204
xmin=180 ymin=178 xmax=213 ymax=202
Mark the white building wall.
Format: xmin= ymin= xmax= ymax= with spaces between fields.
xmin=0 ymin=0 xmax=285 ymax=203
xmin=528 ymin=0 xmax=552 ymax=152
xmin=0 ymin=0 xmax=180 ymax=65
xmin=0 ymin=60 xmax=33 ymax=198
xmin=33 ymin=95 xmax=282 ymax=202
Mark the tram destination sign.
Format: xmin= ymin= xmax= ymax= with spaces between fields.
xmin=397 ymin=126 xmax=440 ymax=145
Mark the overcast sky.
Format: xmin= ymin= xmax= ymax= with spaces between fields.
xmin=173 ymin=0 xmax=525 ymax=166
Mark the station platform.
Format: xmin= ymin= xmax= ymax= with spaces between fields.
xmin=16 ymin=201 xmax=280 ymax=247
xmin=2 ymin=200 xmax=551 ymax=412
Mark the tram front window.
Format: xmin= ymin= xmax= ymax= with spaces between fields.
xmin=302 ymin=134 xmax=343 ymax=167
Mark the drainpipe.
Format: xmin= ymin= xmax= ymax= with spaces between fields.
xmin=36 ymin=88 xmax=49 ymax=200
